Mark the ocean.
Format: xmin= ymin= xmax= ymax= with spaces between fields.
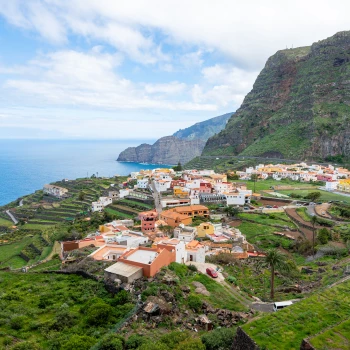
xmin=0 ymin=139 xmax=167 ymax=206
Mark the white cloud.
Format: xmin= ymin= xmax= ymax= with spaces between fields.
xmin=1 ymin=0 xmax=347 ymax=69
xmin=3 ymin=49 xmax=217 ymax=111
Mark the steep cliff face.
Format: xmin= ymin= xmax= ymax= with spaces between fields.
xmin=117 ymin=113 xmax=231 ymax=164
xmin=203 ymin=31 xmax=350 ymax=160
xmin=117 ymin=136 xmax=206 ymax=164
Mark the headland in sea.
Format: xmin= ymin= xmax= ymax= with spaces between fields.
xmin=0 ymin=139 xmax=168 ymax=206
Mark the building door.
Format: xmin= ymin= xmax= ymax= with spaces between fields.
xmin=113 ymin=255 xmax=116 ymax=260
xmin=190 ymin=255 xmax=193 ymax=261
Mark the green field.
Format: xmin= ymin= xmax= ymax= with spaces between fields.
xmin=237 ymin=221 xmax=293 ymax=249
xmin=242 ymin=279 xmax=350 ymax=350
xmin=238 ymin=212 xmax=297 ymax=229
xmin=0 ymin=217 xmax=13 ymax=227
xmin=277 ymin=189 xmax=350 ymax=203
xmin=232 ymin=179 xmax=318 ymax=193
xmin=0 ymin=237 xmax=32 ymax=264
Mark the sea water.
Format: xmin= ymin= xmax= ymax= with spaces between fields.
xmin=0 ymin=139 xmax=166 ymax=206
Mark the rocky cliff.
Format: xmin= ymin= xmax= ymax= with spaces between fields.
xmin=117 ymin=136 xmax=206 ymax=164
xmin=117 ymin=113 xmax=231 ymax=164
xmin=203 ymin=31 xmax=350 ymax=160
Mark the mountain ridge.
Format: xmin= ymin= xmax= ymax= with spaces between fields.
xmin=203 ymin=31 xmax=350 ymax=160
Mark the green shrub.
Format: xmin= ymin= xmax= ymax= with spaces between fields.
xmin=226 ymin=276 xmax=237 ymax=285
xmin=112 ymin=290 xmax=131 ymax=305
xmin=159 ymin=331 xmax=188 ymax=349
xmin=188 ymin=264 xmax=198 ymax=272
xmin=61 ymin=335 xmax=96 ymax=350
xmin=201 ymin=327 xmax=237 ymax=350
xmin=317 ymin=228 xmax=331 ymax=245
xmin=176 ymin=339 xmax=205 ymax=350
xmin=96 ymin=334 xmax=124 ymax=350
xmin=10 ymin=315 xmax=27 ymax=330
xmin=86 ymin=302 xmax=115 ymax=326
xmin=125 ymin=334 xmax=146 ymax=349
xmin=187 ymin=295 xmax=202 ymax=312
xmin=11 ymin=341 xmax=41 ymax=350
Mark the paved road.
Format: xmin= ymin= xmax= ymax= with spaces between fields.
xmin=6 ymin=210 xmax=18 ymax=224
xmin=19 ymin=199 xmax=23 ymax=207
xmin=150 ymin=181 xmax=162 ymax=214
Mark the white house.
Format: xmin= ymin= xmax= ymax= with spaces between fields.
xmin=137 ymin=178 xmax=149 ymax=189
xmin=156 ymin=238 xmax=187 ymax=264
xmin=91 ymin=197 xmax=113 ymax=212
xmin=325 ymin=180 xmax=339 ymax=191
xmin=154 ymin=179 xmax=171 ymax=192
xmin=119 ymin=189 xmax=130 ymax=198
xmin=43 ymin=184 xmax=68 ymax=198
xmin=174 ymin=224 xmax=197 ymax=242
xmin=224 ymin=190 xmax=251 ymax=206
xmin=186 ymin=240 xmax=205 ymax=263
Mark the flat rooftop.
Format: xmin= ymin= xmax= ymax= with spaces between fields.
xmin=105 ymin=262 xmax=143 ymax=277
xmin=126 ymin=249 xmax=157 ymax=264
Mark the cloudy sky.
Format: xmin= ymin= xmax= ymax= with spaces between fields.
xmin=0 ymin=0 xmax=349 ymax=140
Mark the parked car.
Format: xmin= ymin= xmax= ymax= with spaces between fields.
xmin=296 ymin=203 xmax=302 ymax=206
xmin=273 ymin=205 xmax=279 ymax=208
xmin=266 ymin=205 xmax=273 ymax=208
xmin=206 ymin=267 xmax=218 ymax=278
xmin=243 ymin=207 xmax=250 ymax=210
xmin=316 ymin=202 xmax=322 ymax=205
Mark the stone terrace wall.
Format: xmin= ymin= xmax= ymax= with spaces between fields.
xmin=232 ymin=327 xmax=260 ymax=350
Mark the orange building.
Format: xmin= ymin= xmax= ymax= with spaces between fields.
xmin=160 ymin=205 xmax=209 ymax=227
xmin=117 ymin=246 xmax=175 ymax=277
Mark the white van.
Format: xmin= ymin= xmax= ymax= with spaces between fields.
xmin=273 ymin=301 xmax=293 ymax=312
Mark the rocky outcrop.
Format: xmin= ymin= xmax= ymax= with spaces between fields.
xmin=203 ymin=31 xmax=350 ymax=160
xmin=117 ymin=113 xmax=231 ymax=164
xmin=117 ymin=136 xmax=206 ymax=165
xmin=232 ymin=327 xmax=260 ymax=350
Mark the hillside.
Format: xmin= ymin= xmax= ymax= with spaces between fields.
xmin=203 ymin=31 xmax=350 ymax=161
xmin=173 ymin=112 xmax=232 ymax=140
xmin=117 ymin=113 xmax=231 ymax=164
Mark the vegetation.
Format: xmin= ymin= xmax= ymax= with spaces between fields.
xmin=0 ymin=272 xmax=134 ymax=349
xmin=242 ymin=279 xmax=350 ymax=350
xmin=264 ymin=249 xmax=291 ymax=299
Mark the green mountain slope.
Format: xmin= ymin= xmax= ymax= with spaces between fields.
xmin=173 ymin=112 xmax=232 ymax=140
xmin=203 ymin=31 xmax=350 ymax=160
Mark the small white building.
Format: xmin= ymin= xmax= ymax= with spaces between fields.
xmin=43 ymin=184 xmax=68 ymax=198
xmin=108 ymin=191 xmax=119 ymax=199
xmin=137 ymin=178 xmax=149 ymax=189
xmin=154 ymin=179 xmax=171 ymax=192
xmin=119 ymin=189 xmax=130 ymax=198
xmin=91 ymin=197 xmax=113 ymax=212
xmin=325 ymin=181 xmax=339 ymax=191
xmin=174 ymin=224 xmax=197 ymax=242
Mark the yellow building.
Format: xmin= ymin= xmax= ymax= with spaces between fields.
xmin=173 ymin=186 xmax=190 ymax=198
xmin=338 ymin=179 xmax=350 ymax=192
xmin=197 ymin=222 xmax=215 ymax=238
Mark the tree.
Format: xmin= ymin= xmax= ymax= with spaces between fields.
xmin=251 ymin=174 xmax=258 ymax=193
xmin=78 ymin=191 xmax=85 ymax=201
xmin=265 ymin=249 xmax=291 ymax=299
xmin=305 ymin=191 xmax=321 ymax=202
xmin=173 ymin=162 xmax=183 ymax=171
xmin=223 ymin=206 xmax=239 ymax=217
xmin=317 ymin=228 xmax=331 ymax=245
xmin=311 ymin=215 xmax=318 ymax=257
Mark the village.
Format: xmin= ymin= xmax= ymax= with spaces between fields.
xmin=53 ymin=161 xmax=350 ymax=286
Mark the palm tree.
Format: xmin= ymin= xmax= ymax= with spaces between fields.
xmin=311 ymin=215 xmax=318 ymax=258
xmin=265 ymin=249 xmax=291 ymax=300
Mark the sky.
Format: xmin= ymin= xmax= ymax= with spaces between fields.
xmin=0 ymin=0 xmax=349 ymax=140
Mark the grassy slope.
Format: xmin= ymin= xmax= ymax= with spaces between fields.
xmin=242 ymin=279 xmax=350 ymax=350
xmin=0 ymin=272 xmax=134 ymax=349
